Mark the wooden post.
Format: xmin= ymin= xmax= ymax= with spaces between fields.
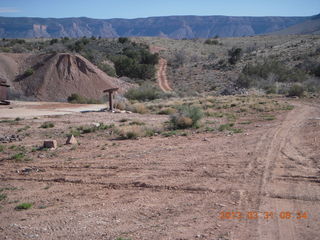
xmin=109 ymin=91 xmax=113 ymax=111
xmin=103 ymin=87 xmax=119 ymax=112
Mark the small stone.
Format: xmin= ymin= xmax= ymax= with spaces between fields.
xmin=66 ymin=135 xmax=77 ymax=145
xmin=43 ymin=140 xmax=57 ymax=149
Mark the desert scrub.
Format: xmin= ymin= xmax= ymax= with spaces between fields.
xmin=130 ymin=103 xmax=148 ymax=114
xmin=15 ymin=203 xmax=33 ymax=210
xmin=158 ymin=107 xmax=177 ymax=115
xmin=125 ymin=84 xmax=161 ymax=101
xmin=0 ymin=193 xmax=7 ymax=201
xmin=218 ymin=123 xmax=243 ymax=133
xmin=287 ymin=84 xmax=304 ymax=97
xmin=117 ymin=125 xmax=157 ymax=139
xmin=40 ymin=122 xmax=54 ymax=128
xmin=0 ymin=145 xmax=4 ymax=152
xmin=17 ymin=125 xmax=31 ymax=132
xmin=170 ymin=105 xmax=203 ymax=129
xmin=24 ymin=68 xmax=34 ymax=77
xmin=69 ymin=123 xmax=114 ymax=136
xmin=261 ymin=115 xmax=276 ymax=121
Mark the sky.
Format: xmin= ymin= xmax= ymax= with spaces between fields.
xmin=0 ymin=0 xmax=319 ymax=19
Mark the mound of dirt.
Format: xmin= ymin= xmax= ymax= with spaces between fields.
xmin=0 ymin=53 xmax=130 ymax=101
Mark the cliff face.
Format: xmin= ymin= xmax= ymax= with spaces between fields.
xmin=0 ymin=15 xmax=309 ymax=39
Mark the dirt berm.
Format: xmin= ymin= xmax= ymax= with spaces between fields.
xmin=0 ymin=53 xmax=130 ymax=101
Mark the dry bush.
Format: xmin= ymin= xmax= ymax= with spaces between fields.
xmin=115 ymin=101 xmax=126 ymax=110
xmin=158 ymin=107 xmax=177 ymax=115
xmin=131 ymin=103 xmax=148 ymax=114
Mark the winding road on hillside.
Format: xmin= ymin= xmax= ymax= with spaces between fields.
xmin=157 ymin=58 xmax=172 ymax=92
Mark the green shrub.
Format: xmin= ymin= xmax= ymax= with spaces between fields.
xmin=40 ymin=122 xmax=54 ymax=128
xmin=0 ymin=145 xmax=4 ymax=152
xmin=158 ymin=107 xmax=177 ymax=115
xmin=10 ymin=152 xmax=26 ymax=161
xmin=288 ymin=84 xmax=304 ymax=97
xmin=170 ymin=105 xmax=203 ymax=129
xmin=228 ymin=47 xmax=242 ymax=65
xmin=125 ymin=84 xmax=161 ymax=101
xmin=24 ymin=68 xmax=34 ymax=77
xmin=204 ymin=39 xmax=219 ymax=45
xmin=15 ymin=203 xmax=33 ymax=210
xmin=98 ymin=63 xmax=116 ymax=77
xmin=0 ymin=194 xmax=7 ymax=201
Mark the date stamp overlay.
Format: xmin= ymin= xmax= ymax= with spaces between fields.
xmin=219 ymin=211 xmax=309 ymax=220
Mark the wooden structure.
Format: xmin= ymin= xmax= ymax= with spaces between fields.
xmin=103 ymin=87 xmax=119 ymax=111
xmin=0 ymin=80 xmax=10 ymax=105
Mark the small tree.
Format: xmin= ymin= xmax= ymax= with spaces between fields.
xmin=228 ymin=47 xmax=242 ymax=65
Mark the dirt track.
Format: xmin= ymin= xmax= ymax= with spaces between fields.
xmin=157 ymin=58 xmax=172 ymax=92
xmin=0 ymin=101 xmax=319 ymax=239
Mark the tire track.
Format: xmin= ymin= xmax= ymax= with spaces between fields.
xmin=157 ymin=58 xmax=172 ymax=92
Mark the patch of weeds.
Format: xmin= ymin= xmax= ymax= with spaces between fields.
xmin=239 ymin=121 xmax=252 ymax=125
xmin=218 ymin=123 xmax=234 ymax=131
xmin=0 ymin=187 xmax=17 ymax=192
xmin=43 ymin=185 xmax=51 ymax=190
xmin=281 ymin=104 xmax=294 ymax=110
xmin=162 ymin=130 xmax=178 ymax=137
xmin=15 ymin=117 xmax=24 ymax=121
xmin=15 ymin=203 xmax=33 ymax=210
xmin=261 ymin=115 xmax=276 ymax=121
xmin=40 ymin=122 xmax=55 ymax=128
xmin=129 ymin=120 xmax=145 ymax=126
xmin=119 ymin=118 xmax=129 ymax=123
xmin=218 ymin=123 xmax=242 ymax=134
xmin=38 ymin=205 xmax=47 ymax=209
xmin=71 ymin=123 xmax=115 ymax=135
xmin=158 ymin=107 xmax=177 ymax=115
xmin=205 ymin=111 xmax=224 ymax=118
xmin=17 ymin=125 xmax=31 ymax=133
xmin=231 ymin=128 xmax=243 ymax=134
xmin=225 ymin=113 xmax=237 ymax=122
xmin=0 ymin=145 xmax=5 ymax=152
xmin=116 ymin=238 xmax=131 ymax=240
xmin=204 ymin=126 xmax=215 ymax=132
xmin=10 ymin=152 xmax=27 ymax=161
xmin=0 ymin=193 xmax=7 ymax=201
xmin=9 ymin=145 xmax=26 ymax=151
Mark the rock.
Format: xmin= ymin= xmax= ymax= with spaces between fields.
xmin=66 ymin=135 xmax=77 ymax=145
xmin=43 ymin=140 xmax=57 ymax=149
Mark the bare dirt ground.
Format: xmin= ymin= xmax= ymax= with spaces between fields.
xmin=0 ymin=99 xmax=319 ymax=240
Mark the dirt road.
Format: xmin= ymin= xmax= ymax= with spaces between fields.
xmin=0 ymin=101 xmax=319 ymax=239
xmin=157 ymin=58 xmax=172 ymax=92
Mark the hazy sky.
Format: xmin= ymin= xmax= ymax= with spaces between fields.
xmin=0 ymin=0 xmax=319 ymax=18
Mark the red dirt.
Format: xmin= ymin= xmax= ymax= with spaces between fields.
xmin=0 ymin=100 xmax=319 ymax=239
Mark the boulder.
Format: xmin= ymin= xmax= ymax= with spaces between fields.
xmin=66 ymin=135 xmax=77 ymax=145
xmin=43 ymin=140 xmax=57 ymax=149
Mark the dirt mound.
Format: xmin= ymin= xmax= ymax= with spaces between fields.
xmin=0 ymin=53 xmax=130 ymax=101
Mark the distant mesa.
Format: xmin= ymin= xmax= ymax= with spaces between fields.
xmin=0 ymin=14 xmax=316 ymax=39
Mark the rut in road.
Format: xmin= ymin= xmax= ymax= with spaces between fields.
xmin=254 ymin=103 xmax=320 ymax=240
